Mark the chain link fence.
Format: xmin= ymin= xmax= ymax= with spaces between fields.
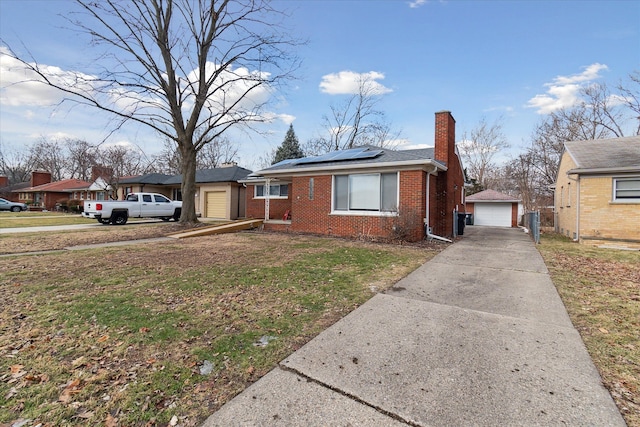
xmin=524 ymin=210 xmax=541 ymax=244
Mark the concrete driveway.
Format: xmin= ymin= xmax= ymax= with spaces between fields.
xmin=202 ymin=226 xmax=625 ymax=426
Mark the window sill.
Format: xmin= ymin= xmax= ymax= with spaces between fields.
xmin=330 ymin=210 xmax=398 ymax=217
xmin=610 ymin=199 xmax=640 ymax=205
xmin=253 ymin=196 xmax=289 ymax=200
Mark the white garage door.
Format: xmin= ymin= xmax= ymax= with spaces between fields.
xmin=474 ymin=203 xmax=512 ymax=227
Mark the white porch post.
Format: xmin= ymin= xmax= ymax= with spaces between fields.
xmin=264 ymin=178 xmax=270 ymax=221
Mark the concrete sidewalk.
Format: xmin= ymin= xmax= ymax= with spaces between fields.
xmin=202 ymin=227 xmax=625 ymax=426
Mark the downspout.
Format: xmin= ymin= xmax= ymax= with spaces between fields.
xmin=567 ymin=173 xmax=580 ymax=242
xmin=425 ymin=165 xmax=452 ymax=243
xmin=575 ymin=176 xmax=580 ymax=242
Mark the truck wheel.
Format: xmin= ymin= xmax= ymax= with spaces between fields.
xmin=111 ymin=212 xmax=128 ymax=225
xmin=173 ymin=208 xmax=181 ymax=221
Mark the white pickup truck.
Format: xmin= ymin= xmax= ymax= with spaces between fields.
xmin=82 ymin=193 xmax=182 ymax=225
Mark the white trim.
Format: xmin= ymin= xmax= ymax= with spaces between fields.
xmin=330 ymin=210 xmax=398 ymax=217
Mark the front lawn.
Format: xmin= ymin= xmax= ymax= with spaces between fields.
xmin=0 ymin=231 xmax=440 ymax=426
xmin=538 ymin=233 xmax=640 ymax=426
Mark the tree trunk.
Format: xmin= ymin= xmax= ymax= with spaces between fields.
xmin=179 ymin=143 xmax=199 ymax=224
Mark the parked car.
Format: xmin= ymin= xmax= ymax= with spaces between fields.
xmin=0 ymin=197 xmax=29 ymax=212
xmin=82 ymin=192 xmax=182 ymax=225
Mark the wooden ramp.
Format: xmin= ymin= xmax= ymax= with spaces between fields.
xmin=168 ymin=219 xmax=263 ymax=239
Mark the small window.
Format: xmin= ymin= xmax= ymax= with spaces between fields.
xmin=255 ymin=184 xmax=287 ymax=198
xmin=614 ymin=178 xmax=640 ymax=200
xmin=143 ymin=194 xmax=152 ymax=202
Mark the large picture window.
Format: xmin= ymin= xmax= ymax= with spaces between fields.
xmin=614 ymin=178 xmax=640 ymax=200
xmin=333 ymin=172 xmax=398 ymax=212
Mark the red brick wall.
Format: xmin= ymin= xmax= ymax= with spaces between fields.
xmin=285 ymin=171 xmax=427 ymax=241
xmin=430 ymin=111 xmax=465 ymax=238
xmin=245 ymin=184 xmax=292 ymax=220
xmin=31 ymin=171 xmax=52 ymax=187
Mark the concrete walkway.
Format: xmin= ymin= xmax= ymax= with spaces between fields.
xmin=202 ymin=227 xmax=625 ymax=426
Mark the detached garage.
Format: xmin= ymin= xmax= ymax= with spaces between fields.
xmin=466 ymin=189 xmax=520 ymax=228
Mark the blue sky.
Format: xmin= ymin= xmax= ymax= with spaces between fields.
xmin=1 ymin=0 xmax=639 ymax=171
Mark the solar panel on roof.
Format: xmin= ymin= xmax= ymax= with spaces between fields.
xmin=292 ymin=147 xmax=382 ymax=165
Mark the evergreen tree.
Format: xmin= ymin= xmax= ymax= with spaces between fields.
xmin=273 ymin=124 xmax=304 ymax=164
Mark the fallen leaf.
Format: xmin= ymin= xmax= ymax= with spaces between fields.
xmin=10 ymin=364 xmax=24 ymax=374
xmin=139 ymin=327 xmax=150 ymax=333
xmin=246 ymin=366 xmax=255 ymax=375
xmin=105 ymin=413 xmax=118 ymax=427
xmin=97 ymin=335 xmax=110 ymax=343
xmin=598 ymin=327 xmax=609 ymax=334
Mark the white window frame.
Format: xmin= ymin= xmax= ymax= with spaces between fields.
xmin=613 ymin=177 xmax=640 ymax=202
xmin=331 ymin=172 xmax=399 ymax=216
xmin=254 ymin=183 xmax=288 ymax=199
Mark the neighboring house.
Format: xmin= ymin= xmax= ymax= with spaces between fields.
xmin=18 ymin=177 xmax=92 ymax=211
xmin=554 ymin=135 xmax=640 ymax=248
xmin=163 ymin=165 xmax=251 ymax=219
xmin=117 ymin=173 xmax=175 ymax=200
xmin=117 ymin=164 xmax=252 ymax=220
xmin=466 ymin=189 xmax=521 ymax=227
xmin=0 ymin=176 xmax=31 ymax=202
xmin=242 ymin=111 xmax=466 ymax=241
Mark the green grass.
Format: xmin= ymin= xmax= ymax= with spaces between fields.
xmin=0 ymin=212 xmax=89 ymax=227
xmin=538 ymin=233 xmax=640 ymax=426
xmin=0 ymin=232 xmax=437 ymax=426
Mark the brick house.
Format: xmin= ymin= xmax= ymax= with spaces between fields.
xmin=18 ymin=172 xmax=91 ymax=211
xmin=554 ymin=135 xmax=640 ymax=248
xmin=243 ymin=111 xmax=466 ymax=241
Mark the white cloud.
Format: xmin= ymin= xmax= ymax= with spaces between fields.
xmin=319 ymin=71 xmax=393 ymax=95
xmin=526 ymin=63 xmax=609 ymax=114
xmin=408 ymin=0 xmax=428 ymax=8
xmin=0 ymin=46 xmax=98 ymax=107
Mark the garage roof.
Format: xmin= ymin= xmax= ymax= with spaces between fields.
xmin=467 ymin=189 xmax=520 ymax=203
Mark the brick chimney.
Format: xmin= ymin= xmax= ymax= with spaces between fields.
xmin=0 ymin=176 xmax=8 ymax=188
xmin=434 ymin=110 xmax=456 ymax=166
xmin=431 ymin=111 xmax=460 ymax=238
xmin=92 ymin=165 xmax=113 ymax=181
xmin=31 ymin=171 xmax=52 ymax=187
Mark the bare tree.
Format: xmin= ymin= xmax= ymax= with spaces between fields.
xmin=65 ymin=138 xmax=99 ymax=181
xmin=458 ymin=117 xmax=509 ymax=190
xmin=307 ymin=74 xmax=399 ymax=154
xmin=617 ymin=70 xmax=640 ymax=135
xmin=4 ymin=0 xmax=301 ymax=223
xmin=0 ymin=145 xmax=34 ymax=184
xmin=28 ymin=138 xmax=68 ymax=181
xmin=152 ymin=135 xmax=238 ymax=174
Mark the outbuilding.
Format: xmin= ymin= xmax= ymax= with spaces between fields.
xmin=465 ymin=189 xmax=520 ymax=227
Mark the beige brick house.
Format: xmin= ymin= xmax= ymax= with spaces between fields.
xmin=554 ymin=136 xmax=640 ymax=248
